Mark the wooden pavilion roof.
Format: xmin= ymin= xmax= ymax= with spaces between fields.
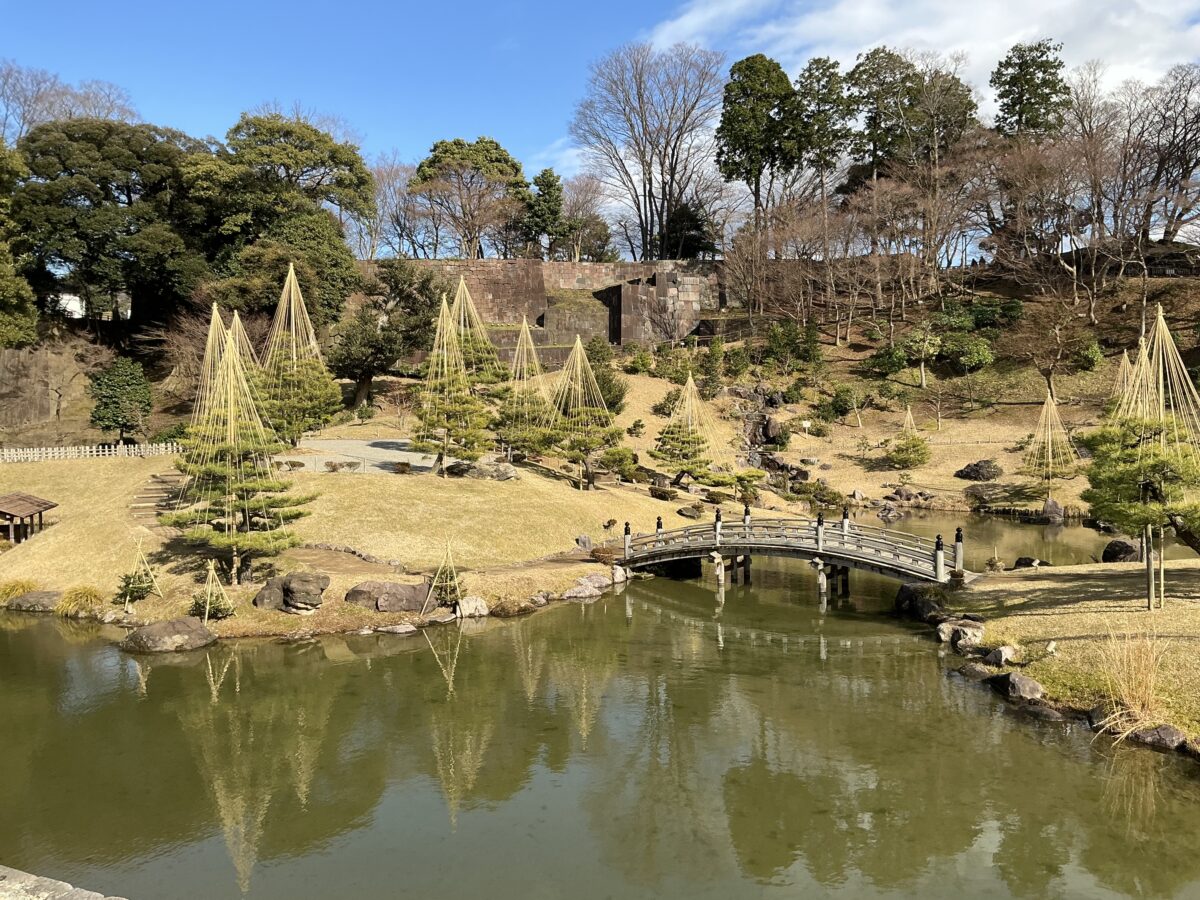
xmin=0 ymin=492 xmax=58 ymax=519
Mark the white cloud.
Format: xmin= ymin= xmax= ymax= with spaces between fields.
xmin=527 ymin=136 xmax=586 ymax=178
xmin=647 ymin=0 xmax=1200 ymax=104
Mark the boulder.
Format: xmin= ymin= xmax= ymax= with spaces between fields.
xmin=376 ymin=623 xmax=418 ymax=635
xmin=763 ymin=417 xmax=783 ymax=441
xmin=893 ymin=485 xmax=919 ymax=502
xmin=120 ymin=616 xmax=216 ymax=654
xmin=676 ymin=506 xmax=703 ymax=520
xmin=984 ymin=645 xmax=1017 ymax=667
xmin=935 ymin=617 xmax=986 ymax=649
xmin=894 ymin=583 xmax=945 ymax=622
xmin=252 ymin=578 xmax=286 ymax=610
xmin=465 ymin=460 xmax=518 ymax=481
xmin=562 ymin=584 xmax=602 ymax=601
xmin=280 ymin=572 xmax=330 ymax=614
xmin=456 ymin=595 xmax=489 ymax=618
xmin=1130 ymin=724 xmax=1187 ymax=752
xmin=987 ymin=671 xmax=1044 ymax=701
xmin=1102 ymin=539 xmax=1139 ymax=563
xmin=577 ymin=573 xmax=612 ymax=591
xmin=6 ymin=590 xmax=62 ymax=613
xmin=1012 ymin=557 xmax=1047 ymax=569
xmin=611 ymin=565 xmax=628 ymax=584
xmin=954 ymin=661 xmax=993 ymax=681
xmin=850 ymin=489 xmax=866 ymax=501
xmin=423 ymin=609 xmax=457 ymax=625
xmin=1086 ymin=703 xmax=1112 ymax=731
xmin=345 ymin=580 xmax=428 ymax=613
xmin=1019 ymin=705 xmax=1065 ymax=722
xmin=574 ymin=534 xmax=593 ymax=552
xmin=954 ymin=459 xmax=1003 ymax=481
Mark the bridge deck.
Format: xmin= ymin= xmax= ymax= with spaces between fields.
xmin=623 ymin=517 xmax=958 ymax=583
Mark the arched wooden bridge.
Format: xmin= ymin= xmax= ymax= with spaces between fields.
xmin=622 ymin=512 xmax=966 ymax=584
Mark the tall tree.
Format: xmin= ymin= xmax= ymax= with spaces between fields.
xmin=0 ymin=140 xmax=35 ymax=345
xmin=327 ymin=257 xmax=447 ymax=405
xmin=88 ymin=356 xmax=152 ymax=441
xmin=12 ymin=119 xmax=211 ymax=327
xmin=524 ymin=168 xmax=566 ymax=258
xmin=409 ymin=137 xmax=527 ymax=258
xmin=716 ymin=54 xmax=794 ymax=233
xmin=570 ymin=42 xmax=725 ymax=260
xmin=0 ymin=59 xmax=136 ymax=146
xmin=990 ymin=39 xmax=1071 ymax=138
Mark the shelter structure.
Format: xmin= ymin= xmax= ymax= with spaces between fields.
xmin=0 ymin=492 xmax=56 ymax=543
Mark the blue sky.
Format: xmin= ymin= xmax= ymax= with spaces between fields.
xmin=6 ymin=0 xmax=1199 ymax=176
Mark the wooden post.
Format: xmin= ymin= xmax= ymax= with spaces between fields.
xmin=954 ymin=526 xmax=965 ymax=572
xmin=623 ymin=522 xmax=631 ymax=558
xmin=714 ymin=509 xmax=722 ymax=546
xmin=841 ymin=505 xmax=850 ymax=536
xmin=742 ymin=555 xmax=751 ymax=585
xmin=1144 ymin=524 xmax=1155 ymax=611
xmin=935 ymin=534 xmax=946 ymax=582
xmin=816 ymin=511 xmax=825 ymax=552
xmin=1159 ymin=525 xmax=1166 ymax=609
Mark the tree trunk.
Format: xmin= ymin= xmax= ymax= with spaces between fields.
xmin=353 ymin=375 xmax=373 ymax=408
xmin=1167 ymin=513 xmax=1200 ymax=555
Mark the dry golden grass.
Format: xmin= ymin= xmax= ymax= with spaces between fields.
xmin=956 ymin=560 xmax=1200 ymax=736
xmin=57 ymin=584 xmax=106 ymax=618
xmin=292 ymin=468 xmax=717 ymax=572
xmin=1096 ymin=628 xmax=1173 ymax=743
xmin=613 ymin=373 xmax=742 ymax=459
xmin=0 ymin=578 xmax=37 ymax=602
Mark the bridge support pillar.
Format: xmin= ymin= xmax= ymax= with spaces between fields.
xmin=710 ymin=552 xmax=725 ymax=585
xmin=742 ymin=555 xmax=751 ymax=585
xmin=729 ymin=556 xmax=739 ymax=584
xmin=838 ymin=565 xmax=850 ymax=597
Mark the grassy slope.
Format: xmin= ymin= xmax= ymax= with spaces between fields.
xmin=954 ymin=562 xmax=1200 ymax=737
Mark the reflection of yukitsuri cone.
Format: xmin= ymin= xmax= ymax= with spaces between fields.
xmin=133 ymin=658 xmax=151 ymax=698
xmin=549 ymin=655 xmax=614 ymax=750
xmin=1024 ymin=392 xmax=1079 ymax=493
xmin=546 ymin=335 xmax=610 ymax=430
xmin=424 ymin=624 xmax=465 ymax=695
xmin=1104 ymin=748 xmax=1163 ymax=841
xmin=263 ymin=262 xmax=322 ymax=372
xmin=430 ymin=712 xmax=494 ymax=831
xmin=205 ymin=649 xmax=236 ymax=705
xmin=511 ymin=625 xmax=546 ymax=704
xmin=289 ymin=687 xmax=336 ymax=810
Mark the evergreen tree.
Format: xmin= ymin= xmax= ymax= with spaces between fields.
xmin=716 ymin=54 xmax=794 ymax=231
xmin=583 ymin=335 xmax=629 ymax=414
xmin=525 ymin=168 xmax=566 ymax=257
xmin=651 ymin=419 xmax=712 ymax=485
xmin=414 ymin=380 xmax=492 ymax=470
xmin=990 ymin=39 xmax=1071 ymax=138
xmin=494 ymin=391 xmax=555 ymax=458
xmin=257 ymin=356 xmax=342 ymax=446
xmin=0 ymin=142 xmax=36 ymax=346
xmin=552 ymin=408 xmax=623 ymax=489
xmin=89 ymin=357 xmax=152 ymax=441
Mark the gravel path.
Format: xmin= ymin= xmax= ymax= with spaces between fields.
xmin=276 ymin=439 xmax=456 ymax=474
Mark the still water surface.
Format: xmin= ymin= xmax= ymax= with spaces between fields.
xmin=2 ymin=516 xmax=1199 ymax=899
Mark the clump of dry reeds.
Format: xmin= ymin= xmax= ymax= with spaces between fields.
xmin=0 ymin=579 xmax=37 ymax=603
xmin=57 ymin=584 xmax=106 ymax=618
xmin=1096 ymin=627 xmax=1172 ymax=743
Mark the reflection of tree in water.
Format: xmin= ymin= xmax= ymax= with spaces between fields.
xmin=548 ymin=645 xmax=614 ymax=751
xmin=175 ymin=644 xmax=343 ymax=893
xmin=430 ymin=702 xmax=495 ymax=830
xmin=510 ymin=622 xmax=546 ymax=704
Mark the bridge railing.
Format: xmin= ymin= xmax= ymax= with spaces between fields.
xmin=624 ymin=516 xmax=955 ymax=580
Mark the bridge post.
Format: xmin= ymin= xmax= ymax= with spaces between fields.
xmin=714 ymin=509 xmax=723 ymax=546
xmin=841 ymin=505 xmax=850 ymax=536
xmin=839 ymin=565 xmax=851 ymax=597
xmin=742 ymin=555 xmax=751 ymax=585
xmin=816 ymin=511 xmax=825 ymax=552
xmin=710 ymin=551 xmax=725 ymax=584
xmin=743 ymin=504 xmax=751 ymax=540
xmin=730 ymin=555 xmax=739 ymax=584
xmin=624 ymin=522 xmax=631 ymax=558
xmin=954 ymin=527 xmax=964 ymax=571
xmin=935 ymin=534 xmax=946 ymax=582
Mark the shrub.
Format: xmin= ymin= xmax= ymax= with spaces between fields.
xmin=1074 ymin=340 xmax=1104 ymax=372
xmin=354 ymin=401 xmax=376 ymax=423
xmin=789 ymin=480 xmax=844 ymax=508
xmin=970 ymin=298 xmax=1023 ymax=328
xmin=806 ymin=421 xmax=830 ymax=438
xmin=150 ymin=422 xmax=188 ymax=443
xmin=700 ymin=336 xmax=724 ymax=380
xmin=189 ymin=590 xmax=236 ymax=622
xmin=649 ymin=485 xmax=678 ymax=501
xmin=58 ymin=585 xmax=106 ymax=618
xmin=724 ymin=346 xmax=750 ymax=378
xmin=954 ymin=459 xmax=1003 ymax=481
xmin=651 ymin=388 xmax=682 ymax=417
xmin=862 ymin=325 xmax=883 ymax=342
xmin=115 ymin=572 xmax=154 ymax=612
xmin=623 ymin=345 xmax=653 ymax=374
xmin=867 ymin=344 xmax=908 ymax=376
xmin=813 ymin=385 xmax=857 ymax=422
xmin=940 ymin=333 xmax=994 ymax=372
xmin=0 ymin=579 xmax=37 ymax=603
xmin=697 ymin=376 xmax=721 ymax=400
xmin=886 ymin=433 xmax=931 ymax=469
xmin=598 ymin=447 xmax=638 ymax=480
xmin=626 ymin=419 xmax=646 ymax=438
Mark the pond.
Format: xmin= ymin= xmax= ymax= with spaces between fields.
xmin=2 ymin=515 xmax=1198 ymax=899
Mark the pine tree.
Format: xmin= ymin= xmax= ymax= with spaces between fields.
xmin=651 ymin=420 xmax=712 ymax=485
xmin=89 ymin=357 xmax=152 ymax=442
xmin=256 ymin=357 xmax=342 ymax=447
xmin=163 ymin=329 xmax=309 ymax=583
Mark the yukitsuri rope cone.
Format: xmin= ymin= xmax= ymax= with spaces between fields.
xmin=901 ymin=405 xmax=917 ymax=434
xmin=546 ymin=335 xmax=611 ymax=432
xmin=193 ymin=306 xmax=227 ymax=427
xmin=195 ymin=558 xmax=234 ymax=624
xmin=423 ymin=540 xmax=464 ymax=615
xmin=1111 ymin=349 xmax=1134 ymax=400
xmin=1114 ymin=305 xmax=1200 ymax=466
xmin=449 ymin=276 xmax=506 ymax=383
xmin=654 ymin=373 xmax=732 ymax=472
xmin=128 ymin=534 xmax=163 ymax=599
xmin=227 ymin=309 xmax=260 ymax=370
xmin=416 ymin=297 xmax=490 ymax=469
xmin=508 ymin=316 xmax=549 ymax=422
xmin=165 ymin=327 xmax=299 ymax=582
xmin=263 ymin=263 xmax=322 ymax=373
xmin=1024 ymin=391 xmax=1079 ymax=497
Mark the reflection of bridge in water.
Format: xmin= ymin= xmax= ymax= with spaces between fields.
xmin=623 ymin=510 xmax=968 ymax=586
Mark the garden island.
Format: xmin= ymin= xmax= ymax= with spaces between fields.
xmin=2 ymin=26 xmax=1200 ymax=900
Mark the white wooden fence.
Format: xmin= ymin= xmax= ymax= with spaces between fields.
xmin=0 ymin=442 xmax=182 ymax=464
